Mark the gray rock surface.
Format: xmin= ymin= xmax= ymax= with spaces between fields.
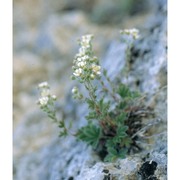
xmin=14 ymin=0 xmax=167 ymax=179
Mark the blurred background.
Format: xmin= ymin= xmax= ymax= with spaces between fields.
xmin=13 ymin=0 xmax=166 ymax=179
xmin=13 ymin=0 xmax=153 ymax=128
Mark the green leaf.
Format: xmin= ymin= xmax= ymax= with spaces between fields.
xmin=85 ymin=111 xmax=98 ymax=120
xmin=109 ymin=147 xmax=118 ymax=155
xmin=104 ymin=153 xmax=117 ymax=162
xmin=121 ymin=137 xmax=132 ymax=147
xmin=59 ymin=129 xmax=67 ymax=137
xmin=86 ymin=98 xmax=95 ymax=109
xmin=116 ymin=125 xmax=128 ymax=138
xmin=97 ymin=98 xmax=110 ymax=114
xmin=103 ymin=69 xmax=107 ymax=76
xmin=118 ymin=84 xmax=131 ymax=98
xmin=117 ymin=84 xmax=140 ymax=100
xmin=115 ymin=112 xmax=127 ymax=124
xmin=58 ymin=121 xmax=65 ymax=128
xmin=117 ymin=148 xmax=127 ymax=159
xmin=99 ymin=98 xmax=104 ymax=109
xmin=104 ymin=142 xmax=127 ymax=162
xmin=130 ymin=91 xmax=140 ymax=98
xmin=118 ymin=101 xmax=127 ymax=109
xmin=76 ymin=123 xmax=101 ymax=149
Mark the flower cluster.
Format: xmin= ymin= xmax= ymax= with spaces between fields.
xmin=71 ymin=34 xmax=101 ymax=82
xmin=37 ymin=82 xmax=68 ymax=135
xmin=37 ymin=81 xmax=57 ymax=107
xmin=119 ymin=28 xmax=140 ymax=40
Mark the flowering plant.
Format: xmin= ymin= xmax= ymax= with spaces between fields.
xmin=37 ymin=30 xmax=150 ymax=162
xmin=37 ymin=82 xmax=68 ymax=136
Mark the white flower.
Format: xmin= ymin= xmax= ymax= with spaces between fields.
xmin=77 ymin=57 xmax=82 ymax=62
xmin=82 ymin=34 xmax=93 ymax=41
xmin=73 ymin=68 xmax=83 ymax=77
xmin=72 ymin=34 xmax=100 ymax=80
xmin=131 ymin=29 xmax=140 ymax=39
xmin=40 ymin=88 xmax=50 ymax=97
xmin=92 ymin=64 xmax=101 ymax=74
xmin=119 ymin=28 xmax=140 ymax=39
xmin=82 ymin=55 xmax=89 ymax=61
xmin=96 ymin=71 xmax=101 ymax=75
xmin=81 ymin=41 xmax=90 ymax=48
xmin=77 ymin=61 xmax=86 ymax=67
xmin=38 ymin=81 xmax=49 ymax=88
xmin=80 ymin=34 xmax=93 ymax=48
xmin=39 ymin=97 xmax=49 ymax=106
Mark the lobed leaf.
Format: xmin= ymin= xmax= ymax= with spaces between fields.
xmin=76 ymin=123 xmax=101 ymax=149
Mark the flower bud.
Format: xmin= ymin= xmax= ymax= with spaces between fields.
xmin=90 ymin=74 xmax=95 ymax=80
xmin=72 ymin=87 xmax=78 ymax=94
xmin=51 ymin=95 xmax=57 ymax=100
xmin=78 ymin=94 xmax=83 ymax=100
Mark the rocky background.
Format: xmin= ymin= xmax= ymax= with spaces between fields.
xmin=13 ymin=0 xmax=167 ymax=179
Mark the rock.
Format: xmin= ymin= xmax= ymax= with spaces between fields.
xmin=76 ymin=157 xmax=141 ymax=180
xmin=90 ymin=0 xmax=150 ymax=24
